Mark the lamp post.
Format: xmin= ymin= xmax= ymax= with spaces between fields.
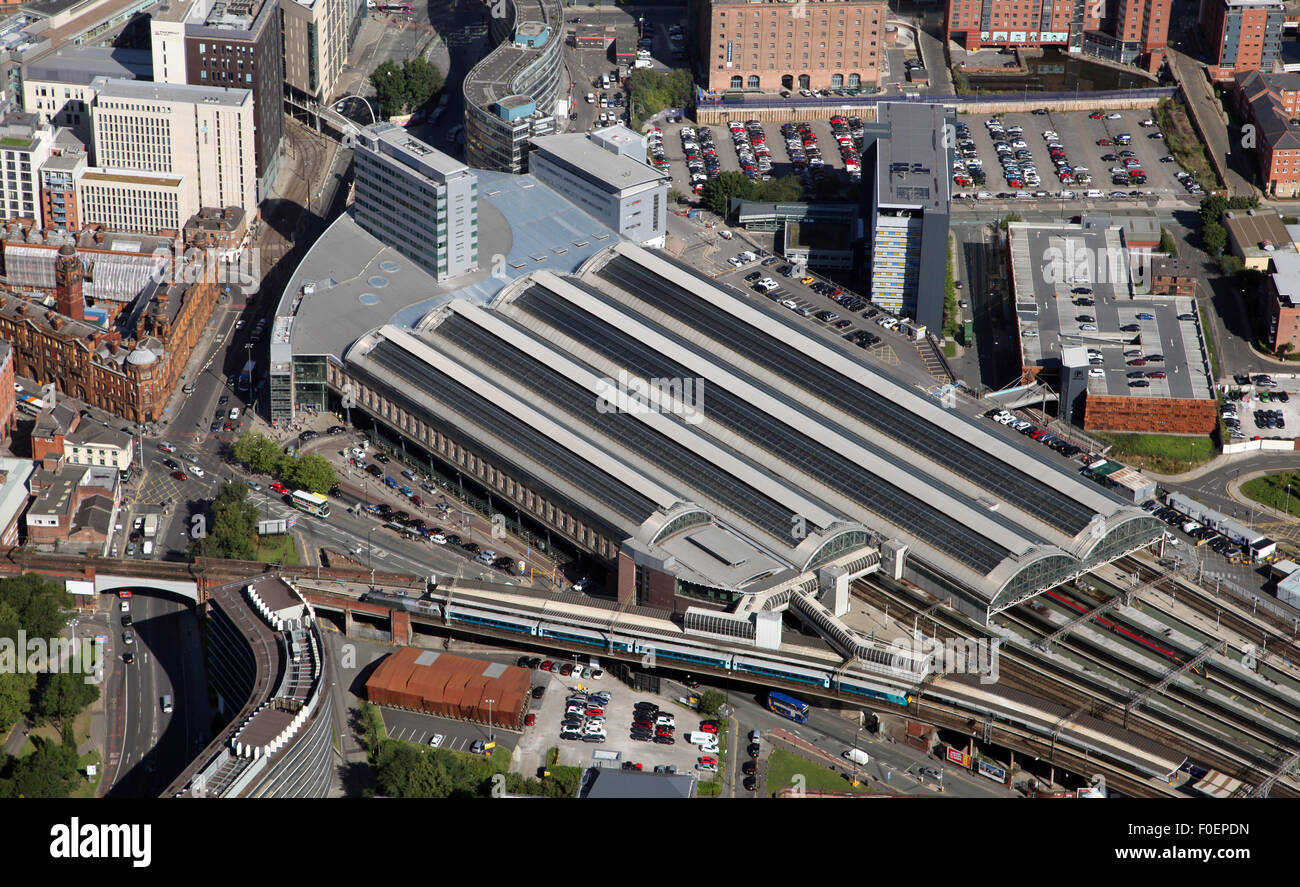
xmin=485 ymin=697 xmax=496 ymax=743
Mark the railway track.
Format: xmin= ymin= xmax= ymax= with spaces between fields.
xmin=855 ymin=576 xmax=1300 ymax=797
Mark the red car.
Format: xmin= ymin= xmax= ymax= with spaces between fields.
xmin=699 ymin=755 xmax=718 ymax=766
xmin=1127 ymin=358 xmax=1147 ymax=366
xmin=171 ymin=470 xmax=188 ymax=481
xmin=157 ymin=442 xmax=177 ymax=453
xmin=270 ymin=482 xmax=289 ymax=494
xmin=524 ymin=713 xmax=536 ymax=726
xmin=699 ymin=722 xmax=719 ymax=733
xmin=585 ymin=707 xmax=605 ymax=717
xmin=1097 ymin=138 xmax=1112 ymax=146
xmin=559 ymin=663 xmax=574 ymax=676
xmin=1147 ymin=371 xmax=1167 ymax=379
xmin=1089 ymin=112 xmax=1106 ymax=119
xmin=540 ymin=660 xmax=554 ymax=671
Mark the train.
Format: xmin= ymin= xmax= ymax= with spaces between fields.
xmin=389 ymin=592 xmax=917 ymax=708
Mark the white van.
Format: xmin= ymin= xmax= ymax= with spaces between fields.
xmin=1085 ymin=189 xmax=1104 ymax=199
xmin=843 ymin=748 xmax=870 ymax=766
xmin=161 ymin=695 xmax=173 ymax=714
xmin=686 ymin=731 xmax=716 ymax=747
xmin=142 ymin=540 xmax=154 ymax=556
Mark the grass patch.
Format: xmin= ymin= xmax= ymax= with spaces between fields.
xmin=1241 ymin=472 xmax=1300 ymax=517
xmin=1154 ymin=97 xmax=1222 ymax=192
xmin=1198 ymin=304 xmax=1220 ymax=379
xmin=941 ymin=341 xmax=957 ymax=358
xmin=545 ymin=747 xmax=559 ymax=768
xmin=943 ymin=234 xmax=959 ymax=341
xmin=765 ymin=747 xmax=872 ymax=796
xmin=254 ymin=533 xmax=300 ymax=565
xmin=1092 ymin=432 xmax=1217 ymax=474
xmin=70 ymin=750 xmax=102 ymax=799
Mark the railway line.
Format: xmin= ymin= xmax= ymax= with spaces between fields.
xmin=855 ymin=575 xmax=1300 ymax=797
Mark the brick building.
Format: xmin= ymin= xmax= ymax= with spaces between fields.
xmin=691 ymin=0 xmax=885 ymax=94
xmin=1150 ymin=257 xmax=1196 ymax=296
xmin=183 ymin=206 xmax=248 ymax=259
xmin=0 ymin=340 xmax=14 ymax=440
xmin=1235 ymin=70 xmax=1300 ymax=198
xmin=1083 ymin=394 xmax=1219 ymax=434
xmin=946 ymin=0 xmax=1169 ymax=71
xmin=1201 ymin=0 xmax=1285 ymax=80
xmin=1222 ymin=207 xmax=1296 ymax=270
xmin=23 ymin=459 xmax=119 ymax=552
xmin=0 ymin=240 xmax=219 ymax=423
xmin=31 ymin=400 xmax=133 ymax=472
xmin=1267 ymin=252 xmax=1300 ymax=353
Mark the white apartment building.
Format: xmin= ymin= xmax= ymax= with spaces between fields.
xmin=90 ymin=77 xmax=257 ymax=219
xmin=0 ymin=112 xmax=54 ymax=226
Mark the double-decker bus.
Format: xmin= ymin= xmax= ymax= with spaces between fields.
xmin=767 ymin=690 xmax=810 ymax=724
xmin=290 ymin=490 xmax=331 ymax=518
xmin=238 ymin=359 xmax=255 ymax=391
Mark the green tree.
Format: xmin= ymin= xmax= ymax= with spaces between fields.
xmin=751 ymin=174 xmax=805 ymax=203
xmin=370 ymin=60 xmax=407 ymax=119
xmin=1201 ymin=220 xmax=1227 ymax=256
xmin=1158 ymin=227 xmax=1178 ymax=256
xmin=1198 ymin=194 xmax=1227 ymax=227
xmin=232 ymin=432 xmax=285 ymax=476
xmin=999 ymin=212 xmax=1023 ymax=231
xmin=625 ymin=68 xmax=694 ymax=128
xmin=0 ymin=735 xmax=80 ymax=799
xmin=697 ymin=689 xmax=727 ymax=715
xmin=283 ymin=453 xmax=336 ymax=495
xmin=402 ymin=57 xmax=444 ymax=112
xmin=1217 ymin=253 xmax=1244 ymax=275
xmin=208 ymin=482 xmax=258 ymax=560
xmin=374 ymin=742 xmax=453 ymax=798
xmin=0 ymin=673 xmax=37 ymax=736
xmin=701 ymin=171 xmax=754 ymax=218
xmin=32 ymin=672 xmax=99 ymax=730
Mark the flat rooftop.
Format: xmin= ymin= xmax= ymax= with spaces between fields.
xmin=1223 ymin=209 xmax=1296 ymax=259
xmin=530 ymin=130 xmax=667 ymax=193
xmin=25 ymin=45 xmax=151 ymax=85
xmin=1008 ymin=222 xmax=1213 ymax=402
xmin=277 ymin=169 xmax=620 ymax=360
xmin=92 ymin=76 xmax=252 ymax=108
xmin=463 ymin=0 xmax=561 ymax=109
xmin=874 ymin=102 xmax=950 ymax=210
xmin=359 ymin=123 xmax=472 ymax=184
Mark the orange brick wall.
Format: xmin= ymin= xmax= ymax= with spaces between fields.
xmin=1083 ymin=395 xmax=1218 ymax=434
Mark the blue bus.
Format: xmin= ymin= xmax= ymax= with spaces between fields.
xmin=767 ymin=691 xmax=810 ymax=724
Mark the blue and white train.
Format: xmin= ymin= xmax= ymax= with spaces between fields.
xmin=427 ymin=597 xmax=916 ymax=708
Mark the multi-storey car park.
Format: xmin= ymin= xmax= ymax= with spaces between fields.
xmin=462 ymin=0 xmax=566 ymax=173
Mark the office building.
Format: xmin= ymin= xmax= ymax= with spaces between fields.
xmin=0 ymin=112 xmax=53 ymax=227
xmin=528 ymin=126 xmax=669 ymax=248
xmin=90 ymin=78 xmax=256 ymax=222
xmin=1235 ymin=70 xmax=1300 ymax=198
xmin=945 ymin=0 xmax=1170 ymax=69
xmin=281 ymin=0 xmax=361 ymax=106
xmin=352 ymin=123 xmax=479 ymax=281
xmin=690 ymin=0 xmax=884 ymax=93
xmin=149 ymin=0 xmax=283 ymax=195
xmin=858 ymin=102 xmax=952 ymax=333
xmin=0 ymin=456 xmax=32 ymax=547
xmin=463 ymin=0 xmax=565 ymax=173
xmin=1201 ymin=0 xmax=1285 ymax=80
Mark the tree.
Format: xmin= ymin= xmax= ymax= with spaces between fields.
xmin=374 ymin=742 xmax=454 ymax=798
xmin=625 ymin=68 xmax=693 ymax=128
xmin=1158 ymin=227 xmax=1178 ymax=256
xmin=370 ymin=60 xmax=407 ymax=119
xmin=32 ymin=672 xmax=99 ymax=730
xmin=697 ymin=689 xmax=727 ymax=715
xmin=1201 ymin=220 xmax=1227 ymax=256
xmin=700 ymin=171 xmax=754 ymax=218
xmin=402 ymin=57 xmax=444 ymax=112
xmin=1198 ymin=194 xmax=1227 ymax=227
xmin=208 ymin=482 xmax=258 ymax=560
xmin=0 ymin=735 xmax=80 ymax=799
xmin=751 ymin=174 xmax=805 ymax=203
xmin=1217 ymin=253 xmax=1244 ymax=275
xmin=284 ymin=453 xmax=337 ymax=495
xmin=232 ymin=432 xmax=285 ymax=476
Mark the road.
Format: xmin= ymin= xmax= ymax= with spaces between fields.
xmin=103 ymin=592 xmax=208 ymax=798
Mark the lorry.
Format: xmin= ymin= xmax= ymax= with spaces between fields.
xmin=142 ymin=514 xmax=159 ymax=540
xmin=843 ymin=748 xmax=870 ymax=766
xmin=258 ymin=518 xmax=296 ymax=535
